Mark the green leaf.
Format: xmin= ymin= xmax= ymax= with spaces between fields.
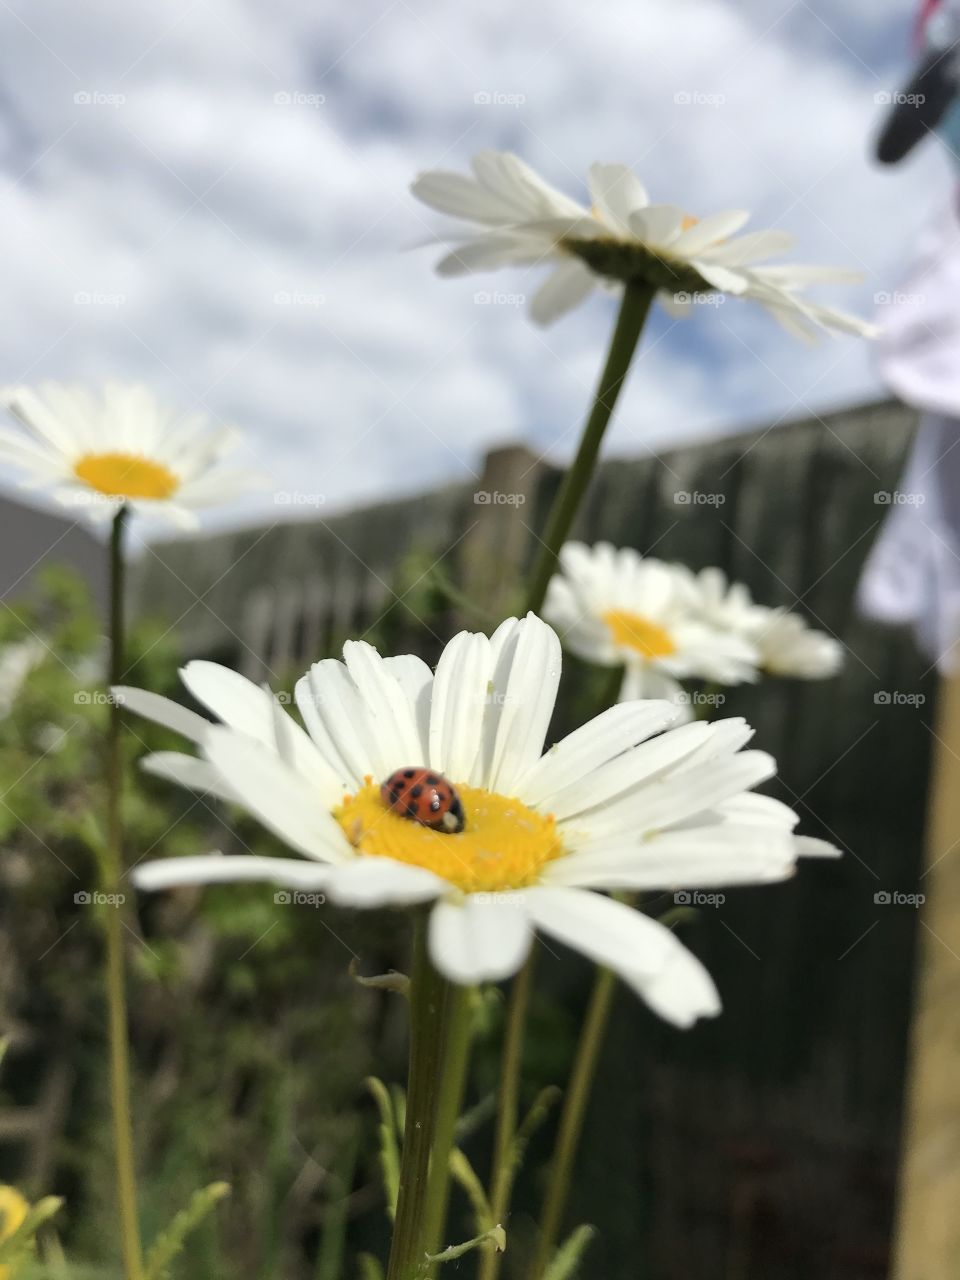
xmin=357 ymin=1254 xmax=385 ymax=1280
xmin=419 ymin=1224 xmax=506 ymax=1272
xmin=349 ymin=959 xmax=409 ymax=997
xmin=543 ymin=1224 xmax=596 ymax=1280
xmin=365 ymin=1077 xmax=400 ymax=1222
xmin=144 ymin=1181 xmax=230 ymax=1280
xmin=453 ymin=1091 xmax=496 ymax=1144
xmin=511 ymin=1085 xmax=561 ymax=1173
xmin=448 ymin=1148 xmax=492 ymax=1235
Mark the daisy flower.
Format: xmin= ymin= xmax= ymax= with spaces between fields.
xmin=542 ymin=544 xmax=759 ymax=706
xmin=411 ymin=151 xmax=877 ymax=339
xmin=0 ymin=382 xmax=259 ymax=528
xmin=685 ymin=567 xmax=844 ymax=680
xmin=116 ymin=614 xmax=835 ymax=1028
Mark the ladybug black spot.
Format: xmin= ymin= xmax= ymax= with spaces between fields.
xmin=410 ymin=784 xmax=423 ymax=798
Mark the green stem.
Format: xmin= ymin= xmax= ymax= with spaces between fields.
xmin=478 ymin=959 xmax=533 ymax=1280
xmin=481 ymin=289 xmax=653 ymax=1279
xmin=524 ymin=282 xmax=655 ymax=615
xmin=421 ymin=984 xmax=474 ymax=1268
xmin=531 ymin=965 xmax=618 ymax=1279
xmin=104 ymin=506 xmax=144 ymax=1280
xmin=386 ymin=920 xmax=450 ymax=1280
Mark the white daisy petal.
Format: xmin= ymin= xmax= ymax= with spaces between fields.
xmin=141 ymin=751 xmax=238 ymax=803
xmin=436 ymin=235 xmax=547 ymax=278
xmin=529 ymin=260 xmax=597 ymax=325
xmin=342 ymin=641 xmax=428 ymax=771
xmin=587 ymin=162 xmax=650 ymax=235
xmin=429 ymin=630 xmax=492 ymax=781
xmin=203 ymin=729 xmax=348 ymax=863
xmin=112 ymin=686 xmax=210 ymax=745
xmin=382 ymin=655 xmax=433 ymax=759
xmin=580 ymin=750 xmax=777 ymax=839
xmin=693 ymin=262 xmax=751 ymax=295
xmin=484 ymin=614 xmax=562 ymax=794
xmin=670 ymin=210 xmax=750 ymax=255
xmin=132 ymin=854 xmax=333 ymax=892
xmin=429 ymin=894 xmax=534 ymax=984
xmin=181 ymin=661 xmax=335 ymax=792
xmin=326 ymin=858 xmax=447 ymax=907
xmin=700 ymin=229 xmax=796 ymax=266
xmin=546 ymin=824 xmax=796 ymax=888
xmin=524 ymin=886 xmax=721 ymax=1026
xmin=515 ymin=700 xmax=680 ymax=807
xmin=627 ymin=204 xmax=687 ymax=247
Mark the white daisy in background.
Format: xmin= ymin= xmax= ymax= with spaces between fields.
xmin=683 ymin=567 xmax=844 ymax=680
xmin=115 ymin=614 xmax=836 ymax=1028
xmin=542 ymin=543 xmax=759 ymax=707
xmin=411 ymin=151 xmax=877 ymax=339
xmin=0 ymin=382 xmax=260 ymax=528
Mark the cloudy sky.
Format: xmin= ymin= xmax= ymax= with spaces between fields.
xmin=0 ymin=0 xmax=947 ymax=532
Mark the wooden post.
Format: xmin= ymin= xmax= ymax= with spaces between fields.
xmin=457 ymin=444 xmax=547 ymax=624
xmin=894 ymin=671 xmax=960 ymax=1279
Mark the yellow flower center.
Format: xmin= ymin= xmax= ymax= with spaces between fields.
xmin=334 ymin=778 xmax=563 ymax=893
xmin=73 ymin=452 xmax=179 ymax=500
xmin=603 ymin=608 xmax=676 ymax=659
xmin=680 ymin=213 xmax=700 ymax=231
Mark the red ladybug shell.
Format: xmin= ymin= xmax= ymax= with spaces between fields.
xmin=380 ymin=767 xmax=465 ymax=833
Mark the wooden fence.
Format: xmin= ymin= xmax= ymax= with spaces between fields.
xmin=130 ymin=396 xmax=932 ymax=1280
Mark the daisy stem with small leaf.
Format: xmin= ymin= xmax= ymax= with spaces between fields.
xmin=104 ymin=506 xmax=145 ymax=1280
xmin=482 ymin=284 xmax=654 ymax=1280
xmin=387 ymin=919 xmax=470 ymax=1280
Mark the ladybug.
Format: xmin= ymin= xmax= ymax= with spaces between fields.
xmin=380 ymin=767 xmax=465 ymax=834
